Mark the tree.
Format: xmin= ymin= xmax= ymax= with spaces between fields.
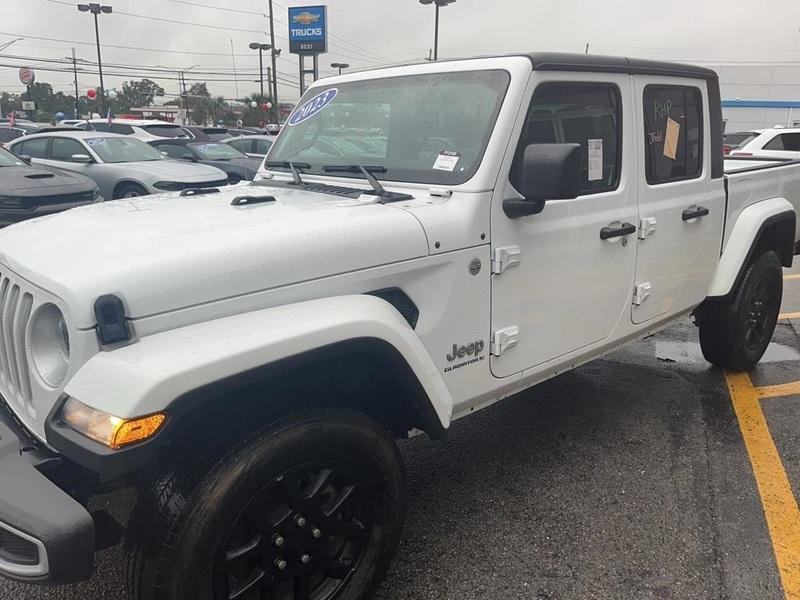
xmin=114 ymin=79 xmax=165 ymax=112
xmin=185 ymin=82 xmax=212 ymax=125
xmin=239 ymin=92 xmax=275 ymax=127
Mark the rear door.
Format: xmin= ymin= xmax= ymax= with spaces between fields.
xmin=631 ymin=79 xmax=725 ymax=324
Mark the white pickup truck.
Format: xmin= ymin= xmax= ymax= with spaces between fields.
xmin=0 ymin=53 xmax=797 ymax=600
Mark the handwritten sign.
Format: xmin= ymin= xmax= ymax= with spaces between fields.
xmin=663 ymin=118 xmax=680 ymax=160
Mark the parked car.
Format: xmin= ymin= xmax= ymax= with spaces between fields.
xmin=222 ymin=134 xmax=276 ymax=159
xmin=60 ymin=119 xmax=91 ymax=129
xmin=0 ymin=126 xmax=25 ymax=146
xmin=8 ymin=131 xmax=228 ymax=199
xmin=728 ymin=127 xmax=800 ymax=159
xmin=182 ymin=125 xmax=231 ymax=141
xmin=723 ymin=131 xmax=761 ymax=155
xmin=149 ymin=138 xmax=262 ymax=183
xmin=1 ymin=53 xmax=800 ymax=600
xmin=0 ymin=145 xmax=101 ymax=225
xmin=86 ymin=119 xmax=191 ymax=141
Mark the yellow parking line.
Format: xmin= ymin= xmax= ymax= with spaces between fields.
xmin=780 ymin=312 xmax=800 ymax=320
xmin=756 ymin=381 xmax=800 ymax=400
xmin=724 ymin=371 xmax=800 ymax=599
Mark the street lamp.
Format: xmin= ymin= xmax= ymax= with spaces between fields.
xmin=249 ymin=42 xmax=272 ymax=100
xmin=419 ymin=0 xmax=455 ymax=61
xmin=331 ymin=62 xmax=350 ymax=75
xmin=78 ymin=3 xmax=112 ymax=114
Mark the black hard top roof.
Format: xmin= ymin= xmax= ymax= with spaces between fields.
xmin=515 ymin=52 xmax=717 ymax=81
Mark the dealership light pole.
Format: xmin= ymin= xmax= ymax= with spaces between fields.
xmin=419 ymin=0 xmax=455 ymax=61
xmin=331 ymin=62 xmax=350 ymax=75
xmin=249 ymin=42 xmax=272 ymax=100
xmin=267 ymin=0 xmax=279 ymax=109
xmin=78 ymin=3 xmax=112 ymax=115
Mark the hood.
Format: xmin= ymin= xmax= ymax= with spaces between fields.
xmin=0 ymin=184 xmax=429 ymax=327
xmin=122 ymin=160 xmax=227 ymax=181
xmin=1 ymin=165 xmax=96 ymax=197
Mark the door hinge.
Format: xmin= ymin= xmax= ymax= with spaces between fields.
xmin=491 ymin=246 xmax=521 ymax=274
xmin=638 ymin=217 xmax=657 ymax=240
xmin=633 ymin=282 xmax=652 ymax=306
xmin=491 ymin=326 xmax=520 ymax=356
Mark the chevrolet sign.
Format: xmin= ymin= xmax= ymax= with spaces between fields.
xmin=288 ymin=5 xmax=327 ymax=55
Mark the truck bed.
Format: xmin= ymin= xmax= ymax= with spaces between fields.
xmin=723 ymin=157 xmax=800 ymax=251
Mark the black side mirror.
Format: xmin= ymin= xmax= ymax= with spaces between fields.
xmin=181 ymin=153 xmax=197 ymax=162
xmin=504 ymin=143 xmax=582 ymax=218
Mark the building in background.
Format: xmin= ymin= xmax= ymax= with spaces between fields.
xmin=711 ymin=63 xmax=800 ymax=131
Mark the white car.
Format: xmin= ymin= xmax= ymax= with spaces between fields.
xmin=729 ymin=127 xmax=800 ymax=159
xmin=0 ymin=53 xmax=798 ymax=599
xmin=87 ymin=118 xmax=191 ymax=141
xmin=9 ymin=131 xmax=228 ymax=198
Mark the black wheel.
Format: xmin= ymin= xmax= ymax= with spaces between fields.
xmin=125 ymin=408 xmax=406 ymax=600
xmin=698 ymin=251 xmax=783 ymax=371
xmin=114 ymin=182 xmax=148 ymax=199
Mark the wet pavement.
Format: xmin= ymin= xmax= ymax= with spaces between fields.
xmin=3 ymin=261 xmax=799 ymax=600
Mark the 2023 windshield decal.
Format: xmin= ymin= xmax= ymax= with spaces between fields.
xmin=287 ymin=88 xmax=338 ymax=126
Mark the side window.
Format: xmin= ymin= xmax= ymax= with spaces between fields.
xmin=157 ymin=144 xmax=190 ymax=159
xmin=511 ymin=83 xmax=622 ymax=195
xmin=111 ymin=124 xmax=134 ymax=135
xmin=51 ymin=138 xmax=88 ymax=161
xmin=643 ymin=85 xmax=703 ymax=184
xmin=91 ymin=123 xmax=112 ymax=133
xmin=255 ymin=139 xmax=273 ymax=155
xmin=16 ymin=137 xmax=49 ymax=159
xmin=765 ymin=133 xmax=800 ymax=152
xmin=227 ymin=139 xmax=246 ymax=152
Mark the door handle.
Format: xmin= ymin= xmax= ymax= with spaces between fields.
xmin=599 ymin=222 xmax=636 ymax=240
xmin=682 ymin=205 xmax=710 ymax=221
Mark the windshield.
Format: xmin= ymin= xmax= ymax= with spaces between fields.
xmin=189 ymin=142 xmax=244 ymax=160
xmin=0 ymin=146 xmax=24 ymax=166
xmin=86 ymin=136 xmax=164 ymax=163
xmin=142 ymin=124 xmax=189 ymax=138
xmin=267 ymin=69 xmax=511 ymax=185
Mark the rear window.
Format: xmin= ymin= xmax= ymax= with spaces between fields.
xmin=763 ymin=133 xmax=800 ymax=152
xmin=204 ymin=129 xmax=231 ymax=141
xmin=643 ymin=85 xmax=704 ymax=184
xmin=0 ymin=128 xmax=23 ymax=143
xmin=141 ymin=124 xmax=189 ymax=138
xmin=724 ymin=132 xmax=759 ymax=147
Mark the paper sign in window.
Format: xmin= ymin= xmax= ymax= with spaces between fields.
xmin=587 ymin=139 xmax=603 ymax=181
xmin=663 ymin=118 xmax=680 ymax=160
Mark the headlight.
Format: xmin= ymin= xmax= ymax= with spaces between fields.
xmin=153 ymin=181 xmax=184 ymax=191
xmin=30 ymin=304 xmax=70 ymax=387
xmin=61 ymin=397 xmax=166 ymax=449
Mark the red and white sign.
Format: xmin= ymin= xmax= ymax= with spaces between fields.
xmin=18 ymin=67 xmax=35 ymax=86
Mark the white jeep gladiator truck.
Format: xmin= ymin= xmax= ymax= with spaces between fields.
xmin=0 ymin=53 xmax=798 ymax=600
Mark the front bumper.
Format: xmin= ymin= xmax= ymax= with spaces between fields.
xmin=0 ymin=402 xmax=94 ymax=583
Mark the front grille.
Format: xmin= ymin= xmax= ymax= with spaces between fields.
xmin=1 ymin=190 xmax=95 ymax=211
xmin=0 ymin=273 xmax=34 ymax=405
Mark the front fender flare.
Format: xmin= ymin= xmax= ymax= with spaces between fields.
xmin=63 ymin=295 xmax=454 ymax=432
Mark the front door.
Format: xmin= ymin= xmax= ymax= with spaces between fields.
xmin=490 ymin=73 xmax=638 ymax=378
xmin=631 ymin=79 xmax=725 ymax=324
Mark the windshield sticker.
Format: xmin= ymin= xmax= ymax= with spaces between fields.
xmin=86 ymin=138 xmax=106 ymax=146
xmin=432 ymin=150 xmax=460 ymax=172
xmin=287 ymin=88 xmax=338 ymax=126
xmin=587 ymin=138 xmax=603 ymax=181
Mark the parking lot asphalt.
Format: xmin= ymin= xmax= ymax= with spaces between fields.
xmin=3 ymin=261 xmax=800 ymax=600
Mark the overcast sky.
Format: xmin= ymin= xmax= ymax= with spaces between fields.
xmin=1 ymin=0 xmax=799 ymax=104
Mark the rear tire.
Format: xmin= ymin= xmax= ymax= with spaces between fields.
xmin=125 ymin=408 xmax=406 ymax=600
xmin=698 ymin=251 xmax=783 ymax=371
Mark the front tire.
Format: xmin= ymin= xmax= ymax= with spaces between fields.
xmin=114 ymin=182 xmax=148 ymax=199
xmin=125 ymin=408 xmax=406 ymax=600
xmin=698 ymin=250 xmax=783 ymax=371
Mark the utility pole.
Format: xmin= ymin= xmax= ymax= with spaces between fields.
xmin=584 ymin=42 xmax=590 ymax=54
xmin=267 ymin=0 xmax=278 ymax=110
xmin=78 ymin=4 xmax=113 ymax=115
xmin=71 ymin=48 xmax=80 ymax=118
xmin=230 ymin=39 xmax=240 ymax=100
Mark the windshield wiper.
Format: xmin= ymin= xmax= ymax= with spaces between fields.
xmin=264 ymin=161 xmax=311 ymax=186
xmin=323 ymin=165 xmax=387 ymax=196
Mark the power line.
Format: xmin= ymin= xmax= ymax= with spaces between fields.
xmin=164 ymin=0 xmax=266 ymax=17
